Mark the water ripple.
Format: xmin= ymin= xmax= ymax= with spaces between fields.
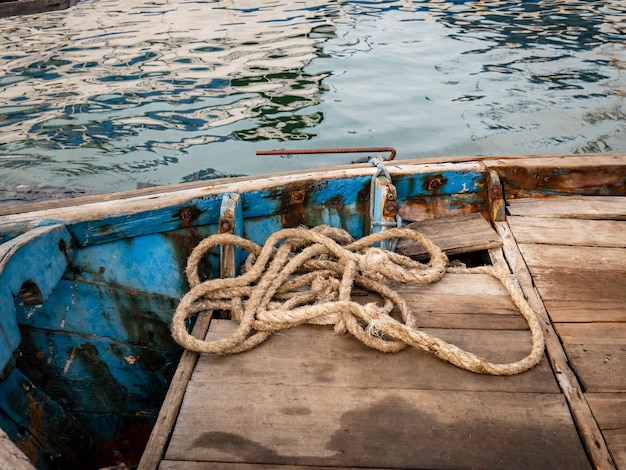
xmin=0 ymin=0 xmax=624 ymax=191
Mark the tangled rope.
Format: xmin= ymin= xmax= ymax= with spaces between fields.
xmin=171 ymin=226 xmax=545 ymax=375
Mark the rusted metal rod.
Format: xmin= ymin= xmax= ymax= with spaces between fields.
xmin=256 ymin=147 xmax=396 ymax=161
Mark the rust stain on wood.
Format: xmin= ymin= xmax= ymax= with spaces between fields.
xmin=499 ymin=165 xmax=626 ymax=197
xmin=280 ymin=183 xmax=313 ymax=228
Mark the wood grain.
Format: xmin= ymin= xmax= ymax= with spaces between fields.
xmin=397 ymin=213 xmax=501 ymax=257
xmin=508 ymin=216 xmax=626 ymax=247
xmin=162 ymin=318 xmax=584 ymax=469
xmin=507 ymin=195 xmax=626 ymax=219
xmin=555 ymin=323 xmax=626 ymax=393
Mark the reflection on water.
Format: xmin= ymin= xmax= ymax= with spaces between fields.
xmin=0 ymin=0 xmax=624 ymax=192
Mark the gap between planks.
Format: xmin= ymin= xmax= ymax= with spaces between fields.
xmin=163 ymin=319 xmax=587 ymax=469
xmin=495 ymin=220 xmax=617 ymax=470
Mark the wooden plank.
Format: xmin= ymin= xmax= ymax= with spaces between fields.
xmin=0 ymin=160 xmax=487 ymax=217
xmin=397 ymin=193 xmax=487 ymax=223
xmin=138 ymin=313 xmax=213 ymax=470
xmin=371 ymin=272 xmax=528 ymax=330
xmin=508 ymin=216 xmax=626 ymax=247
xmin=0 ymin=368 xmax=93 ymax=467
xmin=603 ymin=429 xmax=626 ymax=470
xmin=495 ymin=220 xmax=616 ymax=469
xmin=486 ymin=153 xmax=626 ymax=197
xmin=370 ymin=170 xmax=398 ymax=249
xmin=506 ymin=195 xmax=626 ymax=219
xmin=165 ymin=383 xmax=589 ymax=469
xmin=17 ymin=327 xmax=178 ymax=417
xmin=554 ymin=323 xmax=626 ymax=393
xmin=1 ymin=154 xmax=620 ymax=218
xmin=396 ymin=213 xmax=501 ymax=257
xmin=0 ymin=161 xmax=487 ymax=246
xmin=0 ymin=426 xmax=35 ymax=470
xmin=524 ymin=268 xmax=626 ymax=303
xmin=544 ymin=300 xmax=626 ymax=323
xmin=17 ymin=280 xmax=180 ymax=347
xmin=586 ymin=393 xmax=626 ymax=466
xmin=219 ymin=193 xmax=243 ymax=278
xmin=518 ymin=244 xmax=626 ymax=271
xmin=193 ymin=321 xmax=557 ymax=394
xmin=586 ymin=393 xmax=626 ymax=431
xmin=160 ymin=462 xmax=392 ymax=470
xmin=488 ymin=169 xmax=506 ymax=222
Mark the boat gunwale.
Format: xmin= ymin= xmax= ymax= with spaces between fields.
xmin=1 ymin=152 xmax=623 ymax=219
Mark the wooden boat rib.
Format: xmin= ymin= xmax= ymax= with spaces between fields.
xmin=0 ymin=153 xmax=624 ymax=469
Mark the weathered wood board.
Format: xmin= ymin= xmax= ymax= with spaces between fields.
xmin=0 ymin=426 xmax=34 ymax=470
xmin=506 ymin=195 xmax=625 ymax=469
xmin=506 ymin=195 xmax=626 ymax=219
xmin=162 ymin=320 xmax=588 ymax=469
xmin=396 ymin=213 xmax=501 ymax=257
xmin=586 ymin=393 xmax=626 ymax=469
xmin=554 ymin=323 xmax=626 ymax=393
xmin=508 ymin=216 xmax=626 ymax=247
xmin=362 ymin=273 xmax=529 ymax=330
xmin=486 ymin=154 xmax=626 ymax=198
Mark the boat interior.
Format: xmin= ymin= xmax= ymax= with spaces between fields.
xmin=0 ymin=154 xmax=624 ymax=469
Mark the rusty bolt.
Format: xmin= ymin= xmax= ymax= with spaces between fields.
xmin=490 ymin=185 xmax=502 ymax=198
xmin=290 ymin=190 xmax=306 ymax=204
xmin=219 ymin=217 xmax=233 ymax=233
xmin=180 ymin=207 xmax=193 ymax=222
xmin=427 ymin=177 xmax=443 ymax=191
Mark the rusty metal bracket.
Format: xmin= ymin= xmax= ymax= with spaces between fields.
xmin=369 ymin=157 xmax=402 ymax=250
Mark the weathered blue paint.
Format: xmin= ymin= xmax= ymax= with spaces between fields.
xmin=17 ymin=280 xmax=179 ymax=346
xmin=69 ymin=197 xmax=223 ymax=247
xmin=0 ymin=225 xmax=73 ymax=373
xmin=0 ymin=366 xmax=93 ymax=469
xmin=0 ymin=161 xmax=504 ymax=467
xmin=393 ymin=169 xmax=485 ymax=198
xmin=17 ymin=327 xmax=177 ymax=430
xmin=66 ymin=231 xmax=194 ymax=297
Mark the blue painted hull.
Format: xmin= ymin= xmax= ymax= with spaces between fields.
xmin=0 ymin=154 xmax=623 ymax=468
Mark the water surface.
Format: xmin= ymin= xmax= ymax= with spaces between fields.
xmin=0 ymin=0 xmax=624 ymax=193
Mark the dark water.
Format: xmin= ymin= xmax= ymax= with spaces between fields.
xmin=0 ymin=0 xmax=624 ymax=193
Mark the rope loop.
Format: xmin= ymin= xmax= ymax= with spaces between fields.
xmin=171 ymin=226 xmax=545 ymax=375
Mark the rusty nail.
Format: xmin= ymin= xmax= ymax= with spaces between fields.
xmin=427 ymin=177 xmax=443 ymax=191
xmin=291 ymin=190 xmax=305 ymax=204
xmin=219 ymin=218 xmax=233 ymax=233
xmin=180 ymin=208 xmax=193 ymax=221
xmin=490 ymin=185 xmax=502 ymax=198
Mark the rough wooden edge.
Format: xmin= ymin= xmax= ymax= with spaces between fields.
xmin=2 ymin=153 xmax=623 ymax=217
xmin=0 ymin=0 xmax=72 ymax=17
xmin=138 ymin=312 xmax=213 ymax=470
xmin=495 ymin=220 xmax=616 ymax=470
xmin=0 ymin=426 xmax=35 ymax=470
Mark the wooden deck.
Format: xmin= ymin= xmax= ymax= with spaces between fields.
xmin=142 ymin=196 xmax=625 ymax=469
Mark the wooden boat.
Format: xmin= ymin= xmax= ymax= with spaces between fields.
xmin=0 ymin=152 xmax=624 ymax=469
xmin=0 ymin=0 xmax=76 ymax=17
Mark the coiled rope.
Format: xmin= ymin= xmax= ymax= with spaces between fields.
xmin=171 ymin=225 xmax=545 ymax=375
